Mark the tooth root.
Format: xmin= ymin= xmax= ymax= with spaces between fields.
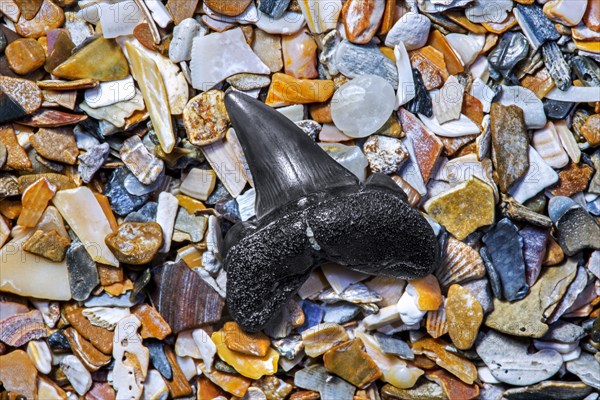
xmin=224 ymin=91 xmax=358 ymax=218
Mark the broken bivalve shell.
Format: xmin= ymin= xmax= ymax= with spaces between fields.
xmin=82 ymin=307 xmax=131 ymax=330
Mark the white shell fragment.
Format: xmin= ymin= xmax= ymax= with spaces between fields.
xmin=237 ymin=188 xmax=257 ymax=221
xmin=27 ymin=340 xmax=52 ymax=374
xmin=466 ymin=0 xmax=513 ymax=23
xmin=169 ymin=18 xmax=207 ymax=63
xmin=431 ymin=76 xmax=464 ymax=124
xmin=419 ymin=113 xmax=481 ymax=137
xmin=80 ymin=90 xmax=145 ymax=129
xmin=85 ymin=75 xmax=135 ymax=108
xmin=180 ymin=168 xmax=217 ymax=201
xmin=297 ymin=0 xmax=342 ymax=34
xmin=120 ymin=135 xmax=164 ymax=185
xmin=190 ymin=28 xmax=270 ymax=90
xmin=319 ymin=142 xmax=369 ymax=181
xmin=554 ymin=121 xmax=581 ymax=163
xmin=277 ymin=104 xmax=305 ymax=122
xmin=255 ymin=10 xmax=306 ymax=35
xmin=82 ymin=307 xmax=131 ymax=330
xmin=142 ymin=370 xmax=169 ymax=400
xmin=53 ymin=187 xmax=119 ymax=267
xmin=532 ymin=123 xmax=569 ymax=169
xmin=156 ymin=192 xmax=179 ymax=253
xmin=201 ymin=139 xmax=248 ymax=198
xmin=61 ymin=355 xmax=93 ymax=396
xmin=445 ymin=33 xmax=484 ymax=67
xmin=498 ymin=85 xmax=547 ymax=129
xmin=546 ymin=86 xmax=600 ymax=103
xmin=395 ymin=43 xmax=415 ymax=108
xmin=509 ymin=146 xmax=559 ymax=204
xmin=399 ymin=138 xmax=427 ymax=196
xmin=192 ymin=328 xmax=217 ymax=371
xmin=144 ymin=0 xmax=173 ymax=28
xmin=397 ymin=286 xmax=426 ymax=325
xmin=98 ymin=0 xmax=144 ymax=38
xmin=470 ymin=78 xmax=495 ymax=113
xmin=112 ymin=315 xmax=149 ymax=400
xmin=385 ymin=12 xmax=431 ymax=51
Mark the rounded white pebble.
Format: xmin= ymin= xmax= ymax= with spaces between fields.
xmin=331 ymin=75 xmax=395 ymax=138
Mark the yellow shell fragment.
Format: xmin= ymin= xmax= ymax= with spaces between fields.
xmin=212 ymin=331 xmax=279 ymax=380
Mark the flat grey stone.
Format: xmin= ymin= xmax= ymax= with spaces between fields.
xmin=567 ymin=352 xmax=600 ymax=390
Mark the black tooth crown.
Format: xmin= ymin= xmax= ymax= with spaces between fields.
xmin=224 ymin=91 xmax=359 ymax=219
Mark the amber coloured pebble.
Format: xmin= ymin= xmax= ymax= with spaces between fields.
xmin=323 ymin=339 xmax=382 ymax=387
xmin=266 ymin=73 xmax=335 ymax=107
xmin=5 ymin=38 xmax=45 ymax=75
xmin=30 ymin=127 xmax=79 ymax=165
xmin=0 ymin=350 xmax=38 ymax=399
xmin=105 ymin=222 xmax=163 ymax=265
xmin=446 ymin=284 xmax=483 ymax=350
xmin=551 ymin=162 xmax=594 ymax=197
xmin=22 ymin=229 xmax=70 ymax=262
xmin=131 ymin=303 xmax=172 ymax=340
xmin=222 ymin=321 xmax=271 ymax=357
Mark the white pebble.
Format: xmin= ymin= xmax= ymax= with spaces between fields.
xmin=385 ymin=12 xmax=431 ymax=50
xmin=61 ymin=355 xmax=92 ymax=396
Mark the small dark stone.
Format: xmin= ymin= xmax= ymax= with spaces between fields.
xmin=404 ymin=68 xmax=433 ymax=117
xmin=515 ymin=4 xmax=560 ymax=49
xmin=374 ymin=333 xmax=414 ymax=360
xmin=214 ymin=359 xmax=237 ymax=374
xmin=488 ymin=32 xmax=529 ymax=77
xmin=66 ymin=239 xmax=100 ymax=302
xmin=124 ymin=201 xmax=158 ymax=223
xmin=541 ymin=41 xmax=572 ymax=91
xmin=543 ymin=98 xmax=575 ymax=120
xmin=571 ymin=55 xmax=600 ymax=88
xmin=0 ymin=89 xmax=27 ymax=124
xmin=480 ymin=245 xmax=503 ymax=300
xmin=48 ymin=330 xmax=71 ymax=353
xmin=297 ymin=300 xmax=323 ymax=333
xmin=147 ymin=340 xmax=173 ymax=380
xmin=104 ymin=167 xmax=149 ymax=216
xmin=520 ymin=226 xmax=549 ymax=286
xmin=215 ymin=194 xmax=241 ymax=223
xmin=549 ymin=196 xmax=600 ymax=256
xmin=130 ymin=268 xmax=152 ymax=302
xmin=206 ymin=181 xmax=229 ymax=205
xmin=483 ymin=218 xmax=529 ymax=301
xmin=258 ymin=0 xmax=291 ymax=18
xmin=78 ymin=143 xmax=109 ymax=183
xmin=151 ymin=260 xmax=224 ymax=334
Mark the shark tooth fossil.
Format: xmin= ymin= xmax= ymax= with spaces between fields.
xmin=223 ymin=91 xmax=439 ymax=332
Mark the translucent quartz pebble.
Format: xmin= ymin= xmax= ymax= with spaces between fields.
xmin=331 ymin=75 xmax=395 ymax=138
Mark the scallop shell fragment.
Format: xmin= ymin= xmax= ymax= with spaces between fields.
xmin=426 ymin=300 xmax=449 ymax=338
xmin=435 ymin=237 xmax=486 ymax=290
xmin=82 ymin=307 xmax=131 ymax=330
xmin=532 ymin=122 xmax=569 ymax=169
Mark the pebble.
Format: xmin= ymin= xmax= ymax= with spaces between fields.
xmin=0 ymin=350 xmax=38 ymax=399
xmin=552 ymin=162 xmax=594 ymax=197
xmin=0 ymin=75 xmax=42 ymax=114
xmin=476 ymin=330 xmax=563 ymax=386
xmin=282 ymin=29 xmax=318 ymax=79
xmin=424 ymin=177 xmax=495 ymax=240
xmin=323 ymin=339 xmax=382 ymax=387
xmin=5 ymin=38 xmax=45 ymax=75
xmin=169 ymin=18 xmax=205 ymax=63
xmin=489 ymin=103 xmax=530 ymax=192
xmin=498 ymin=85 xmax=547 ymax=129
xmin=212 ymin=329 xmax=279 ymax=380
xmin=183 ymin=90 xmax=230 ymax=146
xmin=550 ymin=196 xmax=600 ymax=255
xmin=446 ymin=284 xmax=483 ymax=350
xmin=63 ymin=327 xmax=111 ymax=371
xmin=61 ymin=354 xmax=93 ymax=395
xmin=23 ymin=229 xmax=70 ymax=262
xmin=485 ymin=258 xmax=577 ymax=338
xmin=252 ymin=29 xmax=283 ymax=73
xmin=566 ymin=352 xmax=600 ymax=390
xmin=301 ymin=323 xmax=349 ymax=358
xmin=334 ymin=40 xmax=399 ymax=87
xmin=294 ymin=364 xmax=355 ymax=400
xmin=387 ymin=12 xmax=432 ymax=51
xmin=191 ymin=28 xmax=269 ymax=89
xmin=84 ymin=75 xmax=136 ymax=109
xmin=514 ymin=3 xmax=560 ymax=50
xmin=362 ymin=135 xmax=408 ymax=174
xmin=52 ymin=36 xmax=130 ymax=82
xmin=120 ymin=135 xmax=164 ymax=185
xmin=404 ymin=68 xmax=434 ymax=117
xmin=223 ymin=321 xmax=271 ymax=357
xmin=65 ymin=238 xmax=100 ymax=302
xmin=532 ymin=122 xmax=569 ymax=169
xmin=104 ymin=222 xmax=162 ymax=265
xmin=26 ymin=339 xmax=52 ymax=374
xmin=503 ymin=381 xmax=593 ymax=400
xmin=297 ymin=0 xmax=341 ymax=34
xmin=105 ymin=167 xmax=149 ymax=215
xmin=30 ymin=127 xmax=79 ymax=165
xmin=259 ymin=0 xmax=291 ymax=18
xmin=488 ymin=32 xmax=529 ymax=80
xmin=331 ymin=75 xmax=395 ymax=138
xmin=482 ymin=218 xmax=529 ymax=301
xmin=412 ymin=337 xmax=477 ymax=384
xmin=342 ymin=0 xmax=385 ymax=44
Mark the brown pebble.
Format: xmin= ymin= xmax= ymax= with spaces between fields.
xmin=426 ymin=369 xmax=480 ymax=400
xmin=183 ymin=90 xmax=230 ymax=147
xmin=543 ymin=236 xmax=564 ymax=266
xmin=44 ymin=29 xmax=75 ymax=73
xmin=0 ymin=350 xmax=38 ymax=399
xmin=309 ymin=101 xmax=334 ymax=123
xmin=85 ymin=382 xmax=116 ymax=400
xmin=323 ymin=339 xmax=382 ymax=387
xmin=15 ymin=0 xmax=65 ymax=39
xmin=204 ymin=0 xmax=252 ymax=16
xmin=64 ymin=305 xmax=114 ymax=354
xmin=551 ymin=162 xmax=593 ymax=197
xmin=0 ymin=124 xmax=32 ymax=170
xmin=105 ymin=222 xmax=163 ymax=265
xmin=580 ymin=114 xmax=600 ymax=147
xmin=223 ymin=321 xmax=271 ymax=357
xmin=5 ymin=38 xmax=45 ymax=75
xmin=166 ymin=0 xmax=199 ymax=25
xmin=164 ymin=345 xmax=193 ymax=398
xmin=342 ymin=0 xmax=385 ymax=44
xmin=63 ymin=327 xmax=112 ymax=372
xmin=30 ymin=127 xmax=79 ymax=165
xmin=22 ymin=229 xmax=70 ymax=262
xmin=131 ymin=303 xmax=172 ymax=340
xmin=446 ymin=284 xmax=483 ymax=350
xmin=197 ymin=376 xmax=228 ymax=400
xmin=0 ymin=75 xmax=42 ymax=113
xmin=97 ymin=264 xmax=124 ymax=286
